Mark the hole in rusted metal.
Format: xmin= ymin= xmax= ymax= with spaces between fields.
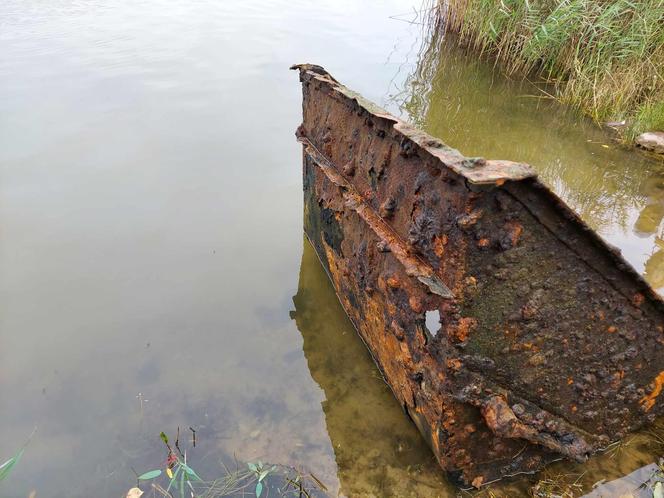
xmin=425 ymin=310 xmax=441 ymax=337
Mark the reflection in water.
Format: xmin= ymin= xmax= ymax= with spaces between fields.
xmin=291 ymin=238 xmax=453 ymax=497
xmin=395 ymin=28 xmax=664 ymax=295
xmin=583 ymin=462 xmax=663 ymax=498
xmin=635 ymin=175 xmax=664 ymax=290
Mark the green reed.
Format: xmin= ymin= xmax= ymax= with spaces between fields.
xmin=438 ymin=0 xmax=664 ymax=140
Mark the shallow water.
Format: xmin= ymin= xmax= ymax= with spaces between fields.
xmin=0 ymin=2 xmax=662 ymax=497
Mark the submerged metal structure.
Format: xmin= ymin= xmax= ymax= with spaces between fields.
xmin=292 ymin=64 xmax=664 ymax=487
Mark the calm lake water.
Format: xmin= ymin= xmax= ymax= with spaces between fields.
xmin=1 ymin=1 xmax=662 ymax=497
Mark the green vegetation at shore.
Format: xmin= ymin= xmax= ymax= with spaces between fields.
xmin=438 ymin=0 xmax=664 ymax=140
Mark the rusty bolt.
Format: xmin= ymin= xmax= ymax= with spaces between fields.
xmin=387 ymin=276 xmax=400 ymax=288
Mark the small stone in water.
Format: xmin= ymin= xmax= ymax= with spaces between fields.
xmin=636 ymin=131 xmax=664 ymax=154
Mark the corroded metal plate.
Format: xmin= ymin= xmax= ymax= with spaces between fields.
xmin=292 ymin=63 xmax=664 ymax=487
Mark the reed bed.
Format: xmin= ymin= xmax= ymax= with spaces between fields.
xmin=438 ymin=0 xmax=664 ymax=139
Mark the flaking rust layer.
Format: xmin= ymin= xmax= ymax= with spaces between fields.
xmin=291 ymin=63 xmax=664 ymax=487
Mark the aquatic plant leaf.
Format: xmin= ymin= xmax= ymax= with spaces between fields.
xmin=0 ymin=448 xmax=24 ymax=481
xmin=160 ymin=432 xmax=169 ymax=445
xmin=247 ymin=462 xmax=257 ymax=472
xmin=255 ymin=481 xmax=263 ymax=497
xmin=166 ymin=467 xmax=173 ymax=479
xmin=258 ymin=470 xmax=269 ymax=482
xmin=166 ymin=467 xmax=180 ymax=493
xmin=181 ymin=463 xmax=202 ymax=481
xmin=0 ymin=459 xmax=16 ymax=480
xmin=126 ymin=488 xmax=144 ymax=498
xmin=654 ymin=481 xmax=663 ymax=498
xmin=137 ymin=470 xmax=161 ymax=480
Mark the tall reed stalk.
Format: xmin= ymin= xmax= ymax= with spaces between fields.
xmin=438 ymin=0 xmax=664 ymax=140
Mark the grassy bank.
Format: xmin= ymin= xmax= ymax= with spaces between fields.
xmin=437 ymin=0 xmax=664 ymax=141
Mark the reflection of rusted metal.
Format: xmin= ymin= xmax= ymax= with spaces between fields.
xmin=292 ymin=63 xmax=664 ymax=487
xmin=292 ymin=239 xmax=451 ymax=497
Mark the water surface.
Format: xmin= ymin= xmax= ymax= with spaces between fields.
xmin=0 ymin=1 xmax=430 ymax=496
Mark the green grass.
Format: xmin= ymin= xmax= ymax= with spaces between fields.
xmin=632 ymin=99 xmax=664 ymax=139
xmin=438 ymin=0 xmax=664 ymax=141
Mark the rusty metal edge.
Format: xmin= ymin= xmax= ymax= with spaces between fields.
xmin=291 ymin=63 xmax=536 ymax=185
xmin=291 ymin=63 xmax=664 ymax=315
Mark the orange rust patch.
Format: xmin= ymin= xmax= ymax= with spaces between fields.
xmin=446 ymin=358 xmax=462 ymax=372
xmin=458 ymin=209 xmax=484 ymax=229
xmin=477 ymin=237 xmax=490 ymax=248
xmin=607 ymin=326 xmax=617 ymax=334
xmin=408 ymin=296 xmax=423 ymax=313
xmin=503 ymin=325 xmax=520 ymax=342
xmin=386 ymin=276 xmax=400 ymax=288
xmin=433 ymin=234 xmax=446 ymax=258
xmin=471 ymin=476 xmax=484 ymax=488
xmin=567 ymin=377 xmax=573 ymax=385
xmin=453 ymin=317 xmax=477 ymax=343
xmin=640 ymin=371 xmax=664 ymax=412
xmin=504 ymin=220 xmax=523 ymax=247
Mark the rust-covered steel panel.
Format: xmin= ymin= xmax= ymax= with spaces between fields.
xmin=291 ymin=64 xmax=664 ymax=487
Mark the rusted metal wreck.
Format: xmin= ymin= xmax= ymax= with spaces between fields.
xmin=291 ymin=64 xmax=664 ymax=487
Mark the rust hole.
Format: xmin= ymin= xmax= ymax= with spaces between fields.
xmin=425 ymin=309 xmax=441 ymax=337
